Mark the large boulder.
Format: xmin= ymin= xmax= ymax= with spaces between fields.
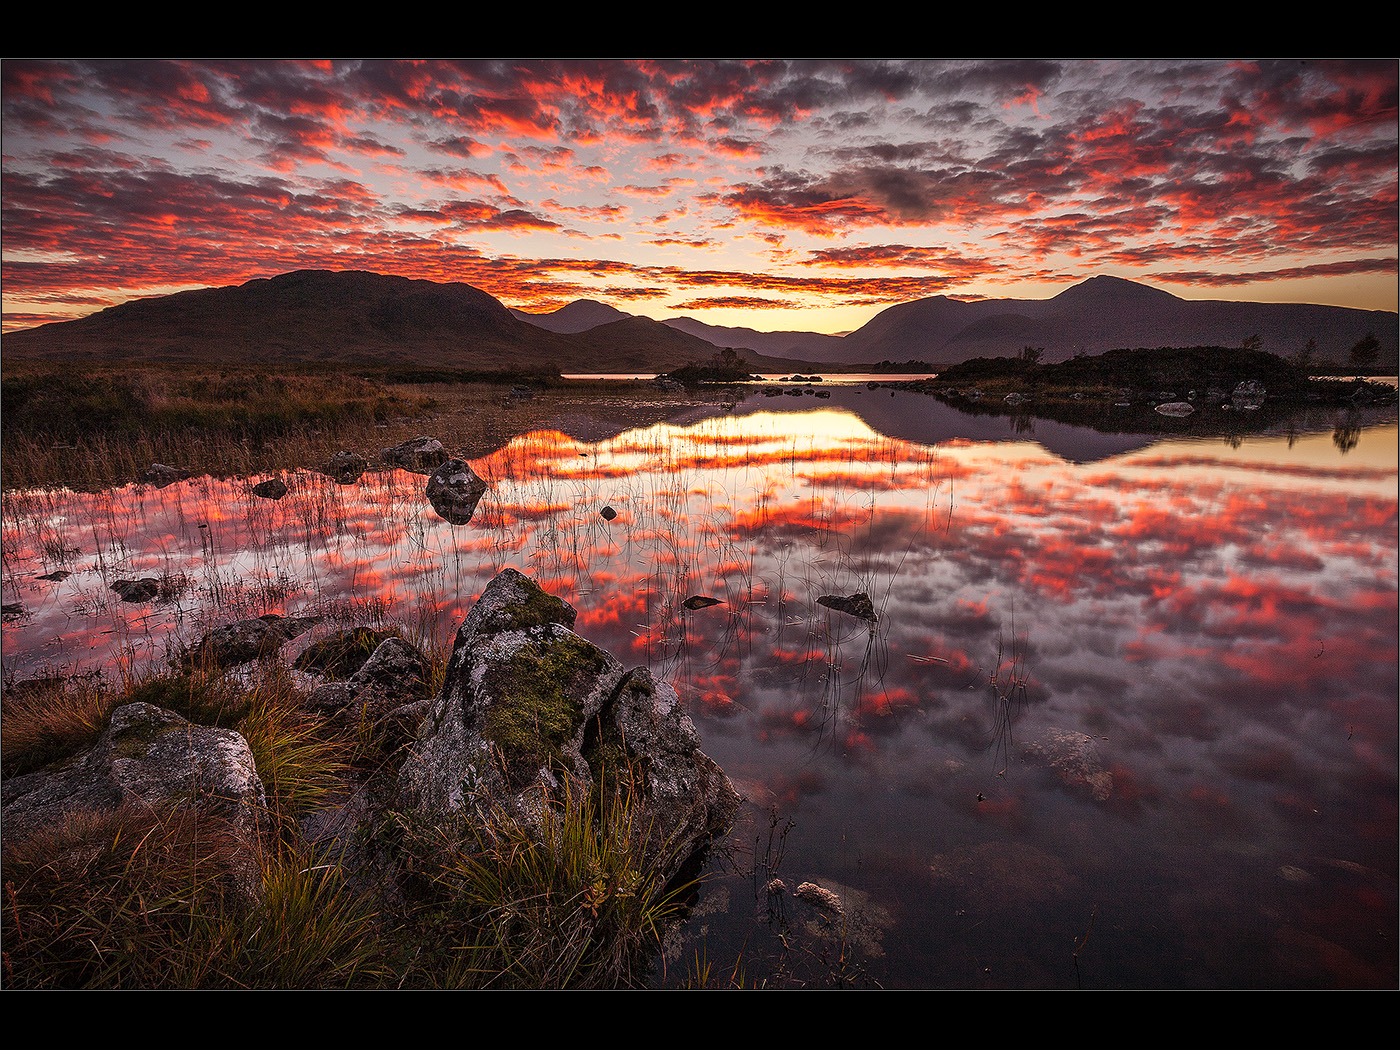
xmin=1 ymin=702 xmax=267 ymax=898
xmin=424 ymin=458 xmax=489 ymax=525
xmin=398 ymin=569 xmax=738 ymax=883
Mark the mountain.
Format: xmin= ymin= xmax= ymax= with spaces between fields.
xmin=6 ymin=269 xmax=1394 ymax=371
xmin=660 ymin=316 xmax=850 ymax=362
xmin=510 ymin=299 xmax=633 ymax=333
xmin=843 ymin=275 xmax=1397 ymax=366
xmin=2 ymin=270 xmax=817 ymax=374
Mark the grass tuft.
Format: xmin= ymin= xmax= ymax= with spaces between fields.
xmin=421 ymin=785 xmax=689 ymax=989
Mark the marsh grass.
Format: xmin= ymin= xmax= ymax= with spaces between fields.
xmin=1 ymin=363 xmax=709 ymax=491
xmin=413 ymin=785 xmax=692 ymax=989
xmin=1 ymin=802 xmax=391 ymax=989
xmin=1 ymin=652 xmax=691 ymax=988
xmin=0 ymin=674 xmax=115 ymax=777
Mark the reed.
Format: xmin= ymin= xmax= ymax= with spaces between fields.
xmin=415 ymin=783 xmax=693 ymax=989
xmin=0 ymin=802 xmax=391 ymax=989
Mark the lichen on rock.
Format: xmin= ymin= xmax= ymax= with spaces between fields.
xmin=398 ymin=568 xmax=739 ymax=884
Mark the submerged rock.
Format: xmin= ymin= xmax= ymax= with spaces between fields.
xmin=793 ymin=881 xmax=844 ymax=915
xmin=252 ymin=477 xmax=289 ymax=500
xmin=682 ymin=595 xmax=724 ymax=611
xmin=382 ymin=435 xmax=448 ymax=473
xmin=817 ymin=592 xmax=878 ymax=623
xmin=1155 ymin=402 xmax=1195 ymax=417
xmin=425 ymin=458 xmax=489 ymax=525
xmin=398 ymin=568 xmax=738 ymax=884
xmin=1021 ymin=727 xmax=1113 ymax=801
xmin=600 ymin=505 xmax=618 ymax=521
xmin=143 ymin=463 xmax=185 ymax=488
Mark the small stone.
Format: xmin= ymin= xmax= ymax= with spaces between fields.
xmin=143 ymin=463 xmax=183 ymax=488
xmin=326 ymin=451 xmax=368 ymax=484
xmin=682 ymin=595 xmax=723 ymax=611
xmin=111 ymin=578 xmax=160 ymax=603
xmin=817 ymin=592 xmax=877 ymax=623
xmin=600 ymin=505 xmax=618 ymax=521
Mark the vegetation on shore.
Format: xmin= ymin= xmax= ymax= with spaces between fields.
xmin=1 ymin=659 xmax=690 ymax=989
xmin=890 ymin=346 xmax=1397 ymax=435
xmin=0 ymin=362 xmax=705 ymax=490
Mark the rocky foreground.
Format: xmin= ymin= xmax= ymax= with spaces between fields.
xmin=2 ymin=567 xmax=741 ymax=940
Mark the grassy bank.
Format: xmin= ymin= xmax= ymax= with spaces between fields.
xmin=0 ymin=362 xmax=709 ymax=491
xmin=1 ymin=660 xmax=689 ymax=989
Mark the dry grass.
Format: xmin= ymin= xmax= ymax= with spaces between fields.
xmin=1 ymin=362 xmax=717 ymax=490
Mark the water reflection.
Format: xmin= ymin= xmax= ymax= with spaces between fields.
xmin=2 ymin=395 xmax=1395 ymax=988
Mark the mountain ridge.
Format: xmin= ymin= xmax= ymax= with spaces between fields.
xmin=6 ymin=268 xmax=1395 ymax=370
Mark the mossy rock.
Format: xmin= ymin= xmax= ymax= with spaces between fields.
xmin=482 ymin=633 xmax=613 ymax=788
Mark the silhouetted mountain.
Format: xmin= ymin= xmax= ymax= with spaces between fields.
xmin=5 ymin=270 xmax=559 ymax=366
xmin=511 ymin=299 xmax=633 ymax=333
xmin=6 ymin=269 xmax=1394 ymax=372
xmin=845 ymin=274 xmax=1397 ymax=366
xmin=661 ymin=316 xmax=849 ymax=362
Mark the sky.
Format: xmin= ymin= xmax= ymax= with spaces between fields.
xmin=2 ymin=58 xmax=1397 ymax=336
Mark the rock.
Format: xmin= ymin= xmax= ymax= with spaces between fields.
xmin=110 ymin=578 xmax=161 ymax=603
xmin=294 ymin=627 xmax=400 ymax=679
xmin=600 ymin=505 xmax=618 ymax=521
xmin=817 ymin=592 xmax=878 ymax=623
xmin=326 ymin=450 xmax=368 ymax=484
xmin=1 ymin=702 xmax=266 ymax=898
xmin=177 ymin=613 xmax=322 ymax=671
xmin=682 ymin=595 xmax=723 ymax=611
xmin=1021 ymin=727 xmax=1113 ymax=801
xmin=398 ymin=569 xmax=738 ymax=884
xmin=1155 ymin=402 xmax=1195 ymax=417
xmin=252 ymin=478 xmax=289 ymax=500
xmin=143 ymin=463 xmax=184 ymax=488
xmin=306 ymin=636 xmax=430 ymax=722
xmin=37 ymin=570 xmax=72 ymax=581
xmin=425 ymin=458 xmax=489 ymax=525
xmin=1003 ymin=392 xmax=1028 ymax=405
xmin=793 ymin=881 xmax=844 ymax=915
xmin=1232 ymin=380 xmax=1266 ymax=411
xmin=381 ymin=436 xmax=448 ymax=473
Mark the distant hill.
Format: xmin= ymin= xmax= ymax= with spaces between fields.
xmin=841 ymin=275 xmax=1397 ymax=367
xmin=660 ymin=316 xmax=850 ymax=362
xmin=2 ymin=270 xmax=815 ymax=374
xmin=510 ymin=299 xmax=633 ymax=333
xmin=6 ymin=269 xmax=1394 ymax=371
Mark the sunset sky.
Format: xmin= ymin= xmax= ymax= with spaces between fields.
xmin=2 ymin=58 xmax=1396 ymax=336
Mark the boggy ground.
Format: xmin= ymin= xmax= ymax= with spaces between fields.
xmin=0 ymin=362 xmax=732 ymax=491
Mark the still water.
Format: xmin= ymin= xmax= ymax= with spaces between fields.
xmin=3 ymin=387 xmax=1396 ymax=988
